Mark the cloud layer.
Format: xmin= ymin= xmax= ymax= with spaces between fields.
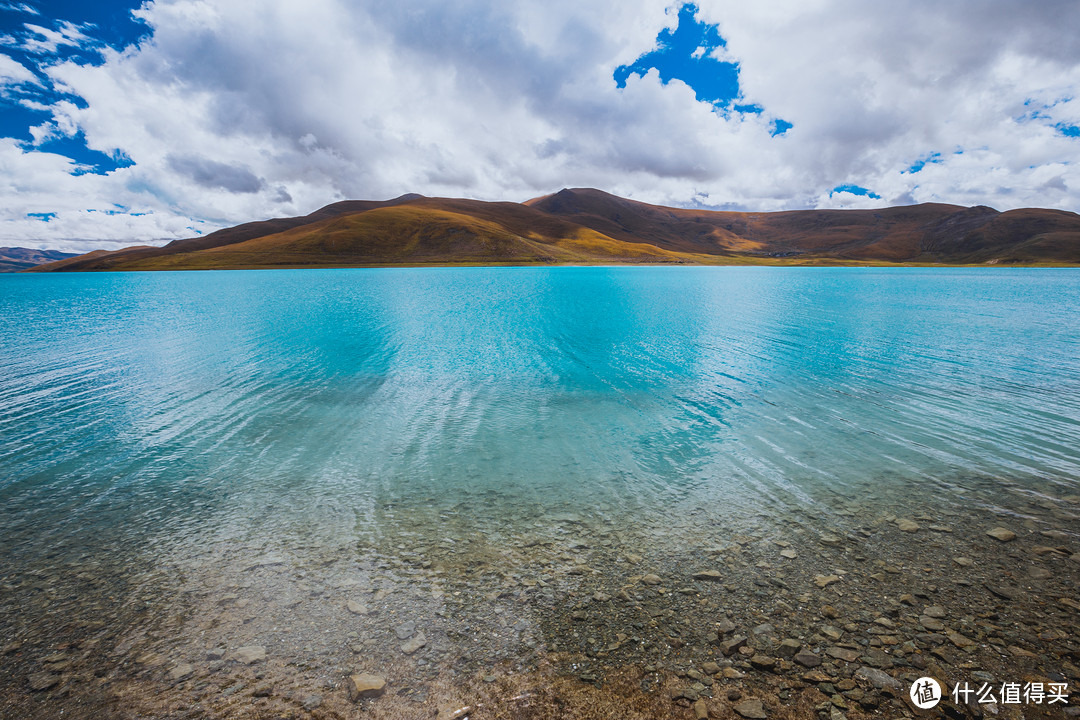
xmin=3 ymin=0 xmax=1080 ymax=251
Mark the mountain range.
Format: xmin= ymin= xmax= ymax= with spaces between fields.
xmin=1 ymin=247 xmax=78 ymax=272
xmin=29 ymin=189 xmax=1080 ymax=271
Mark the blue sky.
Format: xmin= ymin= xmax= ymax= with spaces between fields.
xmin=2 ymin=1 xmax=1080 ymax=250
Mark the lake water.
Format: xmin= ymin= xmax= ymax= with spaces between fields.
xmin=1 ymin=267 xmax=1079 ymax=718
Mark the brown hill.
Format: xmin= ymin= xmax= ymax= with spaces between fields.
xmin=31 ymin=189 xmax=1080 ymax=271
xmin=0 ymin=247 xmax=78 ymax=272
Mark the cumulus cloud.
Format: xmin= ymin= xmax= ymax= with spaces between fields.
xmin=3 ymin=0 xmax=1080 ymax=250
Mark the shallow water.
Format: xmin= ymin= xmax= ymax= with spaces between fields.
xmin=1 ymin=266 xmax=1079 ymax=718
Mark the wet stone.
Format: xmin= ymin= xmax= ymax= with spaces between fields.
xmin=693 ymin=570 xmax=723 ymax=581
xmin=401 ymin=631 xmax=427 ymax=654
xmin=794 ymin=651 xmax=822 ymax=668
xmin=815 ymin=575 xmax=841 ymax=589
xmin=395 ymin=620 xmax=417 ymax=639
xmin=749 ymin=655 xmax=776 ymax=671
xmin=895 ymin=519 xmax=920 ymax=532
xmin=640 ymin=573 xmax=662 ymax=586
xmin=920 ymin=616 xmax=945 ymax=632
xmin=924 ymin=605 xmax=946 ymax=619
xmin=720 ymin=635 xmax=748 ymax=656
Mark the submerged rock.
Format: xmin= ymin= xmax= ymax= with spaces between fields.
xmin=986 ymin=527 xmax=1017 ymax=542
xmin=231 ymin=646 xmax=266 ymax=664
xmin=401 ymin=631 xmax=427 ymax=654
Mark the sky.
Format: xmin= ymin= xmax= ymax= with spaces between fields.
xmin=2 ymin=1 xmax=1080 ymax=252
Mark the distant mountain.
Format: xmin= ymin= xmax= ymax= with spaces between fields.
xmin=29 ymin=190 xmax=1080 ymax=272
xmin=0 ymin=247 xmax=79 ymax=272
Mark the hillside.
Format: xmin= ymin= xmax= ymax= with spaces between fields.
xmin=0 ymin=247 xmax=78 ymax=272
xmin=30 ymin=190 xmax=1080 ymax=271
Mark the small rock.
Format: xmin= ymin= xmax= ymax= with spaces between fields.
xmin=947 ymin=630 xmax=976 ymax=648
xmin=923 ymin=605 xmax=946 ymax=618
xmin=722 ymin=667 xmax=746 ymax=679
xmin=347 ymin=599 xmax=369 ymax=615
xmin=895 ymin=519 xmax=919 ymax=532
xmin=986 ymin=527 xmax=1016 ymax=542
xmin=826 ymin=646 xmax=860 ymax=662
xmin=780 ymin=548 xmax=797 ymax=559
xmin=395 ymin=621 xmax=416 ymax=640
xmin=641 ymin=573 xmax=662 ymax=585
xmin=693 ymin=699 xmax=709 ymax=719
xmin=716 ymin=618 xmax=737 ymax=635
xmin=2 ymin=641 xmax=22 ymax=655
xmin=777 ymin=639 xmax=801 ymax=658
xmin=794 ymin=651 xmax=822 ymax=668
xmin=733 ymin=698 xmax=767 ymax=719
xmin=401 ymin=631 xmax=427 ymax=654
xmin=720 ymin=635 xmax=748 ymax=656
xmin=347 ymin=673 xmax=386 ymax=700
xmin=28 ymin=672 xmax=58 ymax=691
xmin=302 ymin=694 xmax=323 ymax=710
xmin=702 ymin=661 xmax=720 ymax=675
xmin=693 ymin=570 xmax=723 ymax=582
xmin=820 ymin=625 xmax=843 ymax=641
xmin=815 ymin=575 xmax=840 ymax=589
xmin=920 ymin=616 xmax=945 ymax=632
xmin=231 ymin=646 xmax=266 ymax=665
xmin=749 ymin=655 xmax=776 ymax=671
xmin=854 ymin=666 xmax=901 ymax=691
xmin=1060 ymin=597 xmax=1080 ymax=612
xmin=819 ymin=534 xmax=843 ymax=547
xmin=953 ymin=557 xmax=973 ymax=567
xmin=206 ymin=648 xmax=226 ymax=661
xmin=169 ymin=663 xmax=195 ymax=681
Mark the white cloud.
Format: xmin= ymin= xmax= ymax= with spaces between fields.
xmin=2 ymin=0 xmax=1080 ymax=251
xmin=20 ymin=20 xmax=92 ymax=54
xmin=0 ymin=51 xmax=37 ymax=85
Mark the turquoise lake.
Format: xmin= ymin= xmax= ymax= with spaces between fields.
xmin=1 ymin=266 xmax=1079 ymax=717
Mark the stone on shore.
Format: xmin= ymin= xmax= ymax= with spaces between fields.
xmin=641 ymin=573 xmax=662 ymax=586
xmin=395 ymin=621 xmax=416 ymax=639
xmin=733 ymin=698 xmax=767 ymax=719
xmin=693 ymin=699 xmax=709 ymax=719
xmin=826 ymin=646 xmax=860 ymax=662
xmin=720 ymin=635 xmax=748 ymax=656
xmin=347 ymin=599 xmax=370 ymax=615
xmin=895 ymin=519 xmax=919 ymax=532
xmin=231 ymin=646 xmax=266 ymax=665
xmin=693 ymin=570 xmax=723 ymax=582
xmin=986 ymin=527 xmax=1016 ymax=542
xmin=794 ymin=651 xmax=822 ymax=668
xmin=814 ymin=574 xmax=840 ymax=589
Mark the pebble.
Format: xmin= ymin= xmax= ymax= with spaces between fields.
xmin=820 ymin=625 xmax=843 ymax=641
xmin=693 ymin=698 xmax=709 ymax=720
xmin=733 ymin=698 xmax=767 ymax=719
xmin=825 ymin=646 xmax=860 ymax=662
xmin=895 ymin=519 xmax=920 ymax=532
xmin=720 ymin=635 xmax=748 ymax=656
xmin=347 ymin=599 xmax=370 ymax=615
xmin=302 ymin=694 xmax=323 ymax=710
xmin=780 ymin=548 xmax=797 ymax=559
xmin=169 ymin=663 xmax=195 ymax=681
xmin=794 ymin=651 xmax=822 ymax=668
xmin=231 ymin=646 xmax=266 ymax=665
xmin=347 ymin=673 xmax=386 ymax=700
xmin=814 ymin=575 xmax=840 ymax=589
xmin=953 ymin=556 xmax=973 ymax=567
xmin=777 ymin=639 xmax=801 ymax=658
xmin=401 ymin=631 xmax=427 ymax=654
xmin=923 ymin=605 xmax=946 ymax=618
xmin=919 ymin=616 xmax=945 ymax=632
xmin=749 ymin=655 xmax=776 ymax=671
xmin=641 ymin=574 xmax=662 ymax=586
xmin=819 ymin=534 xmax=843 ymax=547
xmin=692 ymin=570 xmax=723 ymax=582
xmin=395 ymin=621 xmax=417 ymax=639
xmin=854 ymin=666 xmax=901 ymax=691
xmin=986 ymin=527 xmax=1017 ymax=542
xmin=27 ymin=672 xmax=58 ymax=691
xmin=702 ymin=661 xmax=720 ymax=675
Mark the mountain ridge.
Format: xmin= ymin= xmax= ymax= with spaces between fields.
xmin=29 ymin=189 xmax=1080 ymax=271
